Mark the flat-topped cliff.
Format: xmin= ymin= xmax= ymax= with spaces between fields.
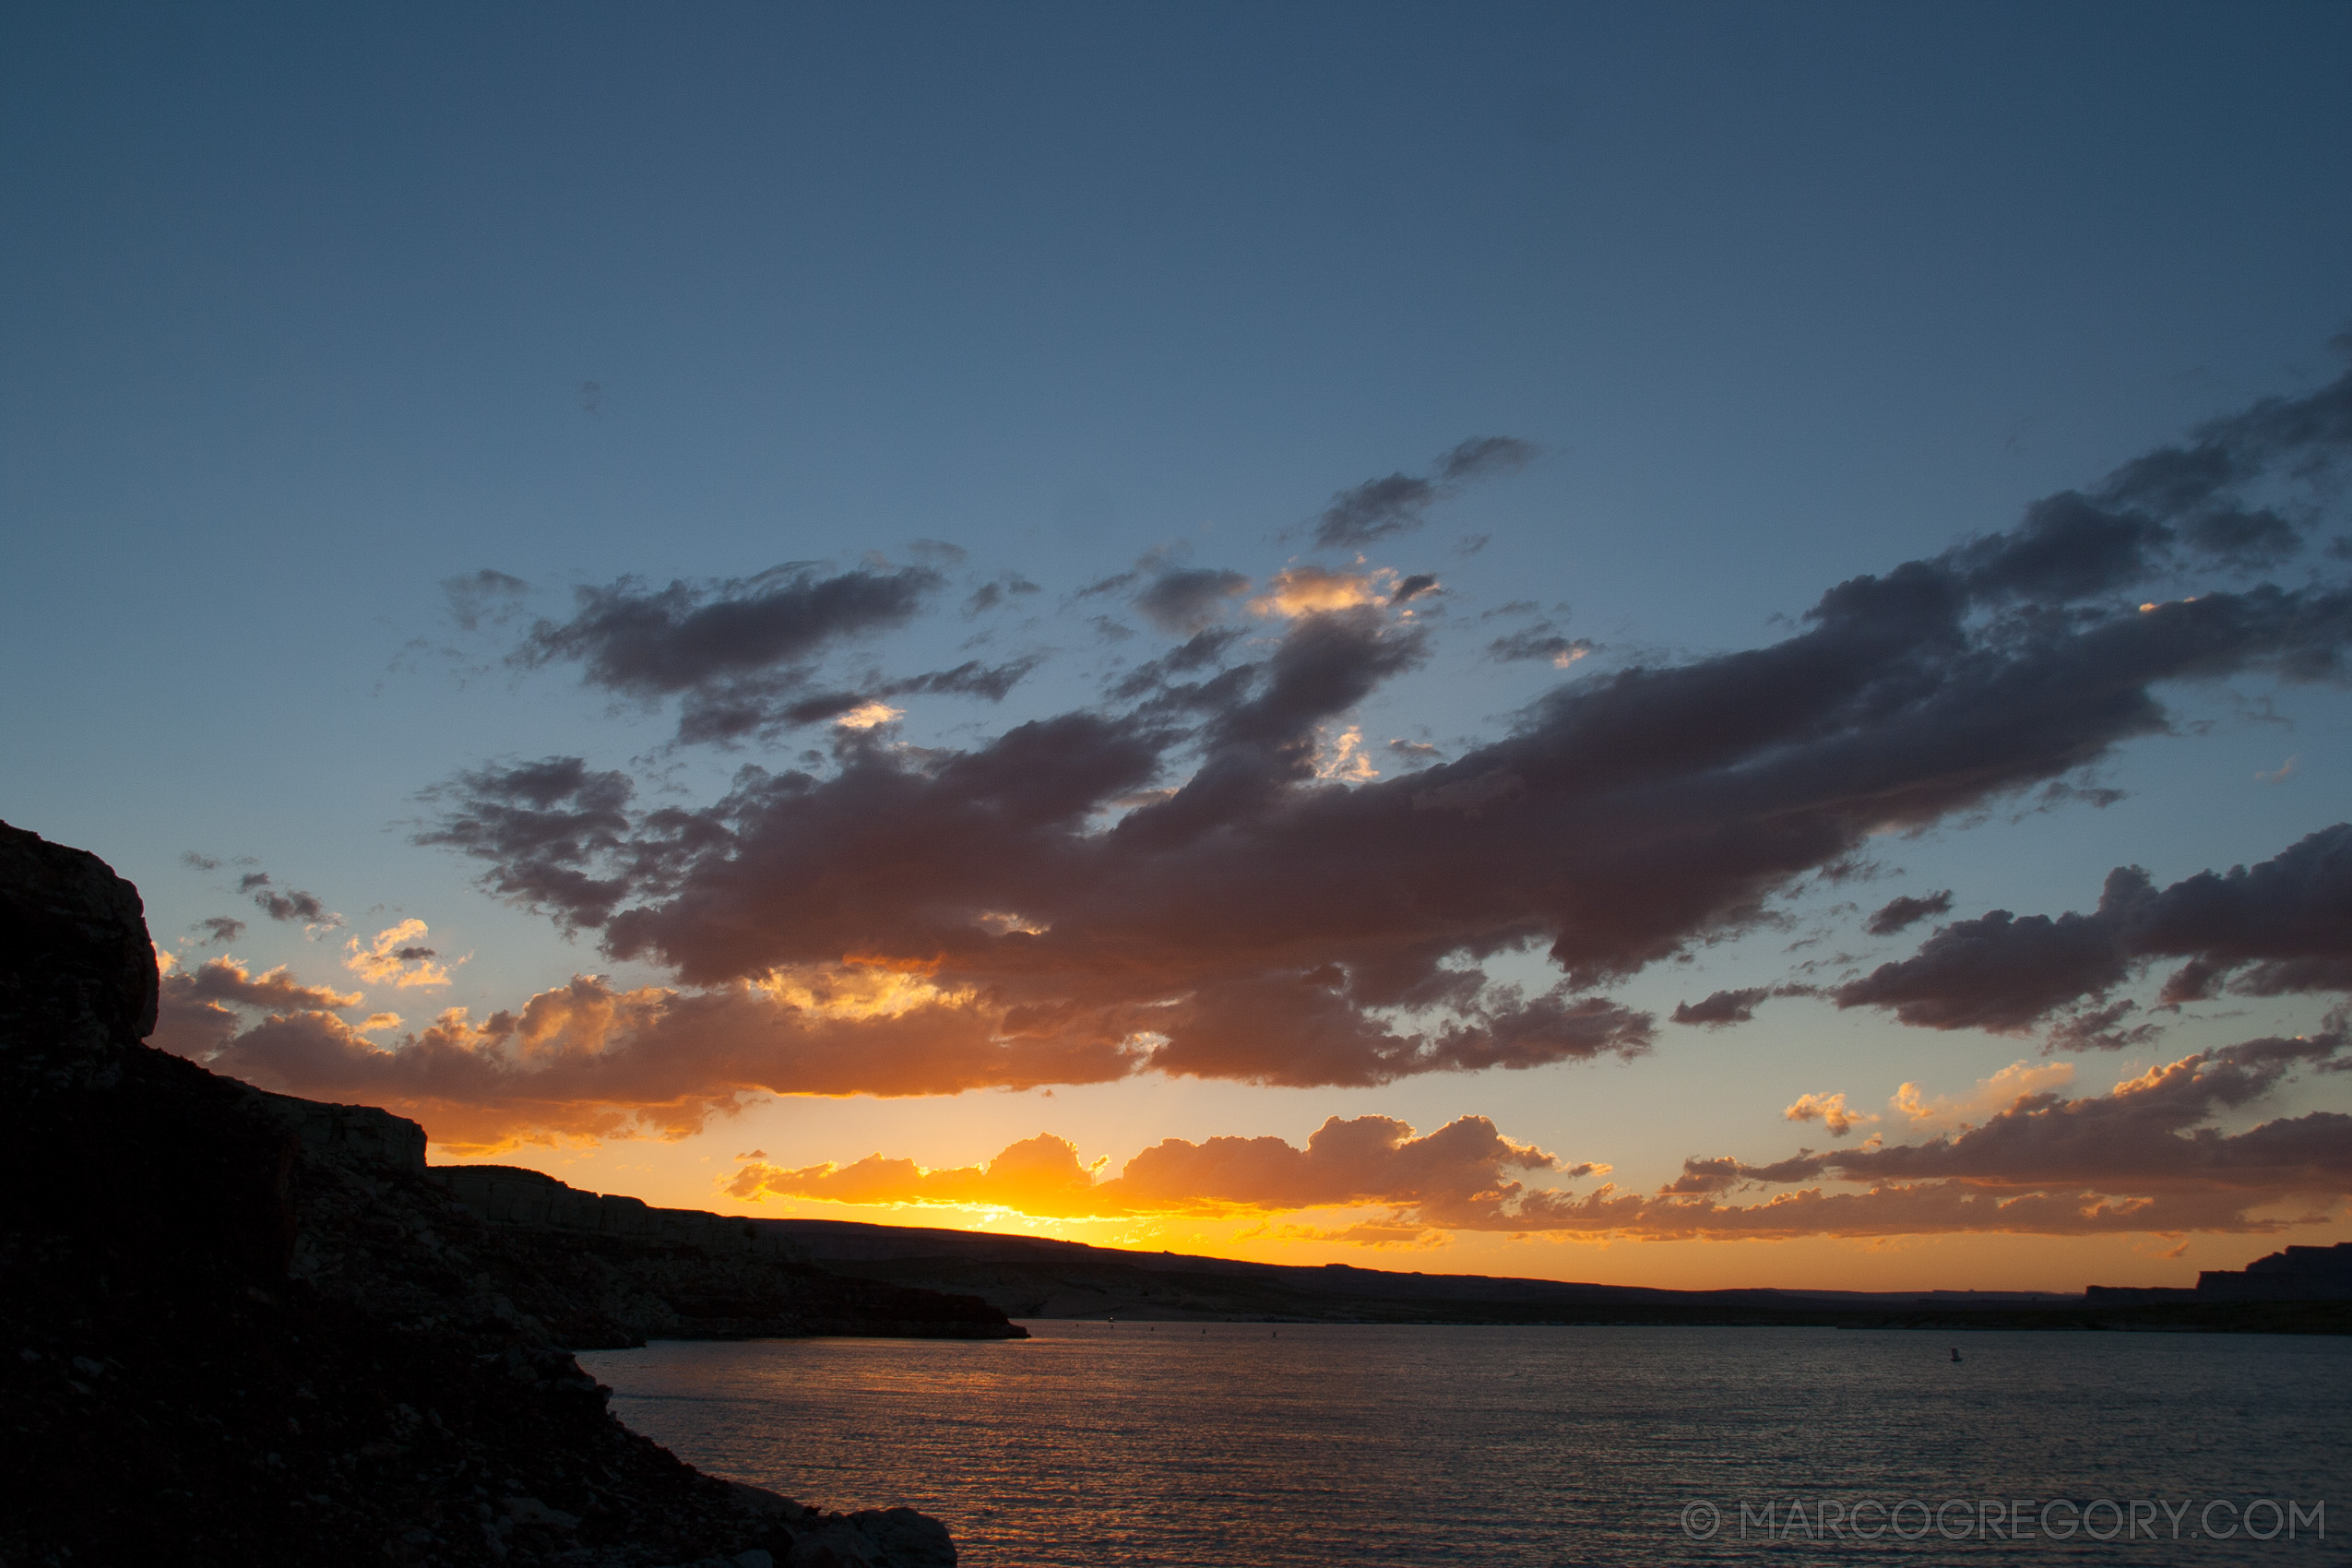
xmin=0 ymin=821 xmax=984 ymax=1567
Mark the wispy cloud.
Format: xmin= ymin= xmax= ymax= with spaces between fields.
xmin=133 ymin=356 xmax=2326 ymax=1149
xmin=507 ymin=561 xmax=1002 ymax=744
xmin=1313 ymin=436 xmax=1539 ymax=548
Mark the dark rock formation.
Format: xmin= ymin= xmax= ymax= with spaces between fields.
xmin=436 ymin=1166 xmax=1025 ymax=1348
xmin=2088 ymin=1243 xmax=2352 ymax=1306
xmin=2196 ymin=1242 xmax=2352 ymax=1301
xmin=0 ymin=821 xmax=966 ymax=1567
xmin=0 ymin=819 xmax=158 ymax=1068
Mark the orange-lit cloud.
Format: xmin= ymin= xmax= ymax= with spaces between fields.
xmin=1891 ymin=1059 xmax=2073 ymax=1131
xmin=1784 ymin=1091 xmax=1870 ymax=1136
xmin=722 ymin=1029 xmax=2350 ymax=1241
xmin=1250 ymin=565 xmax=1385 ymax=617
xmin=833 ymin=699 xmax=902 ymax=730
xmin=1312 ymin=725 xmax=1380 ymax=783
xmin=343 ymin=919 xmax=454 ymax=988
xmin=726 ymin=1113 xmax=1586 ymax=1223
xmin=164 ymin=955 xmax=362 ymax=1016
xmin=148 ymin=968 xmax=1144 ymax=1153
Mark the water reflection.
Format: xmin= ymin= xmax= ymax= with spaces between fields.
xmin=582 ymin=1323 xmax=2347 ymax=1566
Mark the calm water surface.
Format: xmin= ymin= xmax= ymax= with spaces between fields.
xmin=580 ymin=1324 xmax=2350 ymax=1565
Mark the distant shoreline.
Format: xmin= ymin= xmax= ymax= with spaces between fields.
xmin=454 ymin=1173 xmax=2351 ymax=1336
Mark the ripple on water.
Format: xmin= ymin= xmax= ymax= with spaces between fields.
xmin=582 ymin=1323 xmax=2351 ymax=1567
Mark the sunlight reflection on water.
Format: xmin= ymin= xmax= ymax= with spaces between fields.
xmin=582 ymin=1323 xmax=2348 ymax=1566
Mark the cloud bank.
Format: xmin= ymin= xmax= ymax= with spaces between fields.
xmin=376 ymin=367 xmax=2352 ymax=1125
xmin=150 ymin=362 xmax=2352 ymax=1211
xmin=717 ymin=1026 xmax=2347 ymax=1240
xmin=725 ymin=1113 xmax=1587 ymax=1226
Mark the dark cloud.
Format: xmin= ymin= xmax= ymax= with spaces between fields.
xmin=1837 ymin=825 xmax=2352 ymax=1037
xmin=264 ymin=892 xmax=329 ymax=926
xmin=413 ymin=757 xmax=640 ymax=932
xmin=2045 ymin=1000 xmax=2164 ymax=1052
xmin=181 ymin=851 xmax=221 ymax=872
xmin=1947 ymin=365 xmax=2351 ymax=600
xmin=238 ymin=873 xmax=331 ymax=926
xmin=963 ymin=574 xmax=1041 ymax=616
xmin=1385 ymin=738 xmax=1443 ymax=768
xmin=1390 ymin=574 xmax=1442 ymax=605
xmin=1671 ymin=988 xmax=1770 ymax=1028
xmin=419 ymin=603 xmax=1644 ymax=1100
xmin=1109 ymin=629 xmax=1246 ymax=701
xmin=1133 ymin=567 xmax=1251 ymax=635
xmin=1315 ymin=473 xmax=1435 ymax=550
xmin=1670 ymin=984 xmax=1814 ymax=1028
xmin=746 ymin=659 xmax=1042 ymax=738
xmin=2184 ymin=507 xmax=2302 ymax=569
xmin=1075 ymin=568 xmax=1140 ymax=600
xmin=425 ymin=537 xmax=2352 ymax=1108
xmin=904 ymin=659 xmax=1038 ymax=703
xmin=196 ymin=916 xmax=245 ymax=945
xmin=511 ymin=563 xmax=943 ymax=743
xmin=1864 ymin=890 xmax=1954 ymax=937
xmin=1313 ymin=437 xmax=1539 ymax=548
xmin=1160 ymin=627 xmax=1244 ymax=673
xmin=361 ymin=364 xmax=2352 ymax=1131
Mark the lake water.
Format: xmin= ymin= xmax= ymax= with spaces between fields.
xmin=580 ymin=1324 xmax=2350 ymax=1565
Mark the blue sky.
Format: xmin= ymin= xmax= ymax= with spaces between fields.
xmin=6 ymin=2 xmax=2350 ymax=1289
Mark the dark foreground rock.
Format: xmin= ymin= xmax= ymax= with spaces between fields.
xmin=427 ymin=1164 xmax=1025 ymax=1349
xmin=0 ymin=822 xmax=966 ymax=1567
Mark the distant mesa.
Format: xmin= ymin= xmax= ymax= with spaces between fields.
xmin=2085 ymin=1243 xmax=2352 ymax=1306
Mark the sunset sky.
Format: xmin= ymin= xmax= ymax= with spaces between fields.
xmin=6 ymin=3 xmax=2350 ymax=1292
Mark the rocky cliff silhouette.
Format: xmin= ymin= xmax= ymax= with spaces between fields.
xmin=0 ymin=821 xmax=998 ymax=1567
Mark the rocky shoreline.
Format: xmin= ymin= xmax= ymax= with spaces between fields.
xmin=0 ymin=822 xmax=994 ymax=1566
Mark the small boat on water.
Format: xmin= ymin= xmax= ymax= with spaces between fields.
xmin=1950 ymin=1348 xmax=1964 ymax=1362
